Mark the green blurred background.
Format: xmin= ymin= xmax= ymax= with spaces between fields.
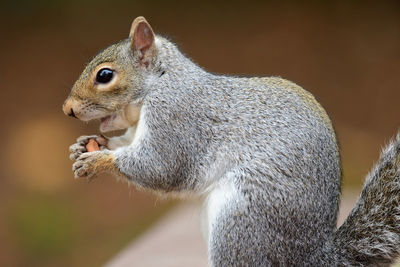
xmin=0 ymin=0 xmax=399 ymax=266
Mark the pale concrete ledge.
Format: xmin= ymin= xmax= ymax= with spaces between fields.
xmin=105 ymin=190 xmax=360 ymax=267
xmin=105 ymin=203 xmax=208 ymax=267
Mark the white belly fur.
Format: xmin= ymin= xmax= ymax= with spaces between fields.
xmin=201 ymin=180 xmax=237 ymax=247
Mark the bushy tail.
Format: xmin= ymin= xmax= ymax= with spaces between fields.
xmin=330 ymin=132 xmax=400 ymax=266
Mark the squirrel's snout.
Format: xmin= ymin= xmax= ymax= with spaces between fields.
xmin=67 ymin=108 xmax=77 ymax=118
xmin=63 ymin=98 xmax=78 ymax=119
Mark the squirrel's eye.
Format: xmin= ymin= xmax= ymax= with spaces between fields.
xmin=96 ymin=68 xmax=114 ymax=84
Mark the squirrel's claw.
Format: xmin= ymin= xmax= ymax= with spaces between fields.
xmin=96 ymin=135 xmax=109 ymax=149
xmin=73 ymin=151 xmax=99 ymax=179
xmin=77 ymin=135 xmax=99 ymax=144
xmin=69 ymin=134 xmax=110 ymax=160
xmin=69 ymin=143 xmax=86 ymax=160
xmin=72 ymin=150 xmax=115 ymax=180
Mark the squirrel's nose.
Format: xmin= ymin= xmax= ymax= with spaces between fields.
xmin=63 ymin=98 xmax=78 ymax=119
xmin=68 ymin=108 xmax=77 ymax=118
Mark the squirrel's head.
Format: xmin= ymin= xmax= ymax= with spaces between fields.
xmin=63 ymin=16 xmax=157 ymax=132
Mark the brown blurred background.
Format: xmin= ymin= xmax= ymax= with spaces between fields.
xmin=0 ymin=0 xmax=399 ymax=266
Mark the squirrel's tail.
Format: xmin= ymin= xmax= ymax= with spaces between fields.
xmin=327 ymin=131 xmax=400 ymax=265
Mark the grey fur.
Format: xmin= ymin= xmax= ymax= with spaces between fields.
xmin=114 ymin=37 xmax=342 ymax=266
xmin=69 ymin=32 xmax=400 ymax=266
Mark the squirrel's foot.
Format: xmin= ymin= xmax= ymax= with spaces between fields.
xmin=69 ymin=135 xmax=109 ymax=160
xmin=72 ymin=150 xmax=117 ymax=180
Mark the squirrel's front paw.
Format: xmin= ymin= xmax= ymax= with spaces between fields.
xmin=69 ymin=135 xmax=109 ymax=160
xmin=72 ymin=151 xmax=101 ymax=179
xmin=72 ymin=150 xmax=116 ymax=180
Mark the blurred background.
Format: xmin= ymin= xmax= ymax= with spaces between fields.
xmin=0 ymin=0 xmax=399 ymax=266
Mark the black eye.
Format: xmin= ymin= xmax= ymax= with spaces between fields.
xmin=96 ymin=68 xmax=114 ymax=84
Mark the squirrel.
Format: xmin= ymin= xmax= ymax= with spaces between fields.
xmin=63 ymin=17 xmax=400 ymax=266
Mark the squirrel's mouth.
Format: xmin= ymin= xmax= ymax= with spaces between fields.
xmin=100 ymin=115 xmax=112 ymax=123
xmin=93 ymin=104 xmax=141 ymax=133
xmin=99 ymin=114 xmax=117 ymax=132
xmin=99 ymin=110 xmax=132 ymax=133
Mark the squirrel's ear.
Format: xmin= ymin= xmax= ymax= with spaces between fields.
xmin=129 ymin=16 xmax=156 ymax=67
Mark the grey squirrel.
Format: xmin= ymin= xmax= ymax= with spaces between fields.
xmin=63 ymin=16 xmax=400 ymax=266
